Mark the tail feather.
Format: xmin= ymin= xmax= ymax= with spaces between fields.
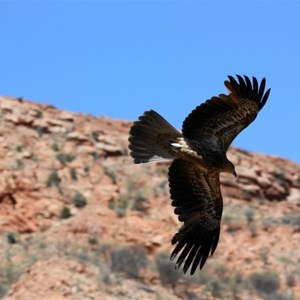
xmin=129 ymin=110 xmax=180 ymax=163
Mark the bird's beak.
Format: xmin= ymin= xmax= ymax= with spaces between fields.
xmin=233 ymin=170 xmax=237 ymax=178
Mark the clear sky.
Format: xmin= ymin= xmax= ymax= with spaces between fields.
xmin=1 ymin=1 xmax=299 ymax=163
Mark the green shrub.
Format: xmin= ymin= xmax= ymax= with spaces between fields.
xmin=51 ymin=142 xmax=60 ymax=152
xmin=91 ymin=152 xmax=100 ymax=161
xmin=72 ymin=192 xmax=87 ymax=208
xmin=286 ymin=273 xmax=296 ymax=287
xmin=104 ymin=165 xmax=117 ymax=184
xmin=227 ymin=271 xmax=243 ymax=298
xmin=69 ymin=167 xmax=77 ymax=181
xmin=46 ymin=170 xmax=61 ymax=188
xmin=263 ymin=293 xmax=294 ymax=300
xmin=206 ymin=278 xmax=223 ymax=298
xmin=277 ymin=255 xmax=293 ymax=264
xmin=16 ymin=159 xmax=24 ymax=169
xmin=248 ymin=271 xmax=280 ymax=294
xmin=245 ymin=208 xmax=255 ymax=223
xmin=91 ymin=131 xmax=99 ymax=141
xmin=111 ymin=245 xmax=148 ymax=279
xmin=155 ymin=251 xmax=179 ymax=288
xmin=56 ymin=153 xmax=76 ymax=164
xmin=282 ymin=214 xmax=300 ymax=231
xmin=34 ymin=109 xmax=43 ymax=118
xmin=16 ymin=145 xmax=23 ymax=152
xmin=7 ymin=232 xmax=18 ymax=244
xmin=262 ymin=217 xmax=279 ymax=230
xmin=60 ymin=206 xmax=72 ymax=219
xmin=108 ymin=196 xmax=128 ymax=217
xmin=258 ymin=248 xmax=269 ymax=266
xmin=83 ymin=165 xmax=90 ymax=173
xmin=249 ymin=222 xmax=258 ymax=237
xmin=222 ymin=209 xmax=236 ymax=225
xmin=35 ymin=126 xmax=45 ymax=137
xmin=132 ymin=191 xmax=148 ymax=212
xmin=88 ymin=238 xmax=98 ymax=245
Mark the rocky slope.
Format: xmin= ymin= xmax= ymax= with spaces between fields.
xmin=0 ymin=96 xmax=299 ymax=300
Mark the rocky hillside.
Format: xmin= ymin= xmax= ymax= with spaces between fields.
xmin=0 ymin=96 xmax=299 ymax=300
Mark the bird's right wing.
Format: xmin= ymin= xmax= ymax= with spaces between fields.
xmin=168 ymin=159 xmax=223 ymax=275
xmin=182 ymin=75 xmax=271 ymax=151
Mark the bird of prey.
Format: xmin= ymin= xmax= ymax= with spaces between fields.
xmin=128 ymin=75 xmax=270 ymax=275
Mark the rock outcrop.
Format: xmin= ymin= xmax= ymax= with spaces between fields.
xmin=0 ymin=96 xmax=299 ymax=300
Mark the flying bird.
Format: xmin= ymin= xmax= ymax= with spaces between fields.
xmin=128 ymin=75 xmax=270 ymax=275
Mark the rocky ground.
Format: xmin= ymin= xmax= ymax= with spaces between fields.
xmin=0 ymin=96 xmax=299 ymax=300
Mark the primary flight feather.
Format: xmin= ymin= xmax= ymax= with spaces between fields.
xmin=128 ymin=75 xmax=271 ymax=275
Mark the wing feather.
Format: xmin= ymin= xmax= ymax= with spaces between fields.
xmin=168 ymin=159 xmax=223 ymax=275
xmin=182 ymin=75 xmax=271 ymax=150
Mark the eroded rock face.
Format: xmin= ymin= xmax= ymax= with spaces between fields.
xmin=0 ymin=96 xmax=300 ymax=300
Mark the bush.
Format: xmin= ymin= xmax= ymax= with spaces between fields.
xmin=72 ymin=192 xmax=87 ymax=208
xmin=248 ymin=271 xmax=280 ymax=294
xmin=35 ymin=126 xmax=45 ymax=137
xmin=286 ymin=273 xmax=296 ymax=287
xmin=46 ymin=170 xmax=63 ymax=194
xmin=108 ymin=196 xmax=128 ymax=217
xmin=206 ymin=278 xmax=223 ymax=298
xmin=282 ymin=214 xmax=300 ymax=231
xmin=83 ymin=165 xmax=90 ymax=173
xmin=263 ymin=292 xmax=294 ymax=300
xmin=222 ymin=209 xmax=236 ymax=225
xmin=245 ymin=208 xmax=255 ymax=223
xmin=46 ymin=170 xmax=61 ymax=188
xmin=227 ymin=271 xmax=243 ymax=298
xmin=91 ymin=131 xmax=99 ymax=141
xmin=111 ymin=245 xmax=148 ymax=279
xmin=88 ymin=238 xmax=98 ymax=245
xmin=34 ymin=109 xmax=43 ymax=118
xmin=16 ymin=159 xmax=24 ymax=169
xmin=51 ymin=142 xmax=60 ymax=152
xmin=155 ymin=251 xmax=179 ymax=288
xmin=258 ymin=248 xmax=269 ymax=266
xmin=60 ymin=207 xmax=72 ymax=219
xmin=7 ymin=232 xmax=18 ymax=244
xmin=91 ymin=151 xmax=100 ymax=161
xmin=249 ymin=222 xmax=258 ymax=237
xmin=56 ymin=153 xmax=76 ymax=164
xmin=69 ymin=168 xmax=77 ymax=181
xmin=132 ymin=191 xmax=149 ymax=212
xmin=16 ymin=145 xmax=23 ymax=152
xmin=104 ymin=165 xmax=117 ymax=184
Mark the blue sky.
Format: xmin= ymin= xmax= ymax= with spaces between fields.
xmin=0 ymin=1 xmax=299 ymax=163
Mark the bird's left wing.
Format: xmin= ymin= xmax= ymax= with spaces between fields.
xmin=182 ymin=75 xmax=271 ymax=151
xmin=168 ymin=159 xmax=223 ymax=275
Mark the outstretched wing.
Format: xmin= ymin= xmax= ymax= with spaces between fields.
xmin=168 ymin=159 xmax=223 ymax=275
xmin=182 ymin=75 xmax=271 ymax=151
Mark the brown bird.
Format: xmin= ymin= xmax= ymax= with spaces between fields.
xmin=128 ymin=75 xmax=270 ymax=275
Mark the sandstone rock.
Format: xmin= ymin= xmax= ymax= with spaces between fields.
xmin=96 ymin=142 xmax=123 ymax=155
xmin=58 ymin=112 xmax=74 ymax=121
xmin=66 ymin=131 xmax=89 ymax=142
xmin=236 ymin=166 xmax=258 ymax=184
xmin=287 ymin=187 xmax=300 ymax=205
xmin=0 ymin=96 xmax=300 ymax=300
xmin=257 ymin=172 xmax=272 ymax=188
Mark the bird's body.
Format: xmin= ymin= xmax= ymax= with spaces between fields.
xmin=128 ymin=75 xmax=270 ymax=274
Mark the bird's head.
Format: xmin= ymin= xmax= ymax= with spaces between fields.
xmin=224 ymin=160 xmax=237 ymax=177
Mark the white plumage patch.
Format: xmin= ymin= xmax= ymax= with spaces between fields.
xmin=148 ymin=155 xmax=173 ymax=162
xmin=171 ymin=137 xmax=202 ymax=159
xmin=171 ymin=137 xmax=189 ymax=150
xmin=170 ymin=142 xmax=182 ymax=148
